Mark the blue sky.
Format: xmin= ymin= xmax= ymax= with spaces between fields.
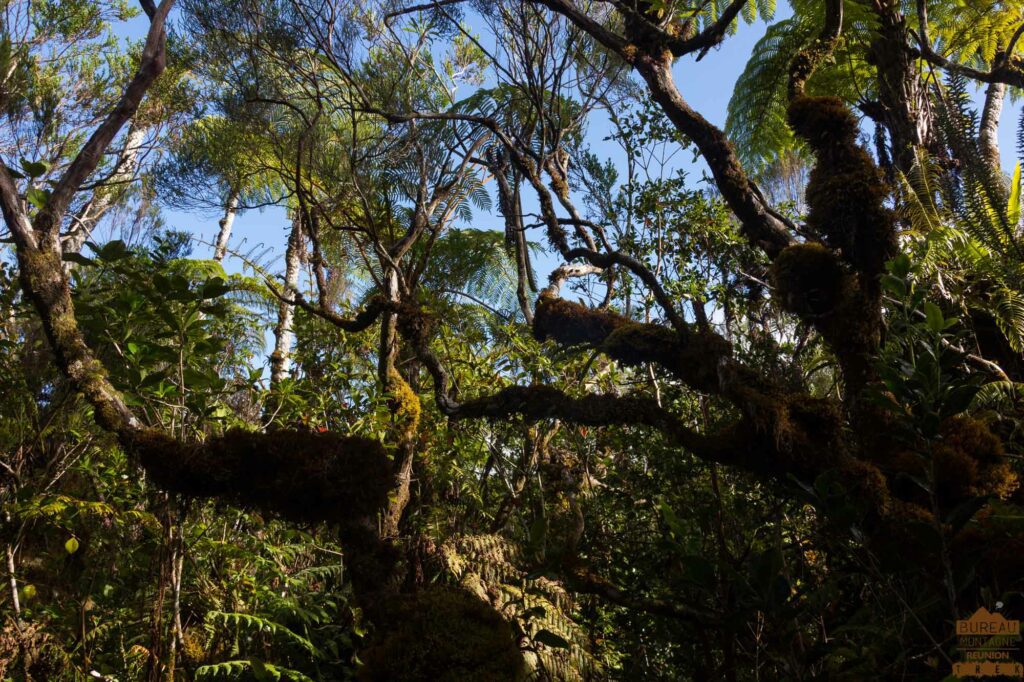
xmin=122 ymin=5 xmax=1021 ymax=275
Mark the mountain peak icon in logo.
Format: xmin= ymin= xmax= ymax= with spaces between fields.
xmin=953 ymin=607 xmax=1023 ymax=678
xmin=958 ymin=607 xmax=1021 ymax=636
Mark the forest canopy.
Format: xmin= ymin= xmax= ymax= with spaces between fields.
xmin=3 ymin=0 xmax=1024 ymax=680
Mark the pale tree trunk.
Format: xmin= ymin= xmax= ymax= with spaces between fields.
xmin=270 ymin=213 xmax=304 ymax=387
xmin=979 ymin=79 xmax=1006 ymax=176
xmin=212 ymin=191 xmax=239 ymax=262
xmin=62 ymin=123 xmax=148 ymax=257
xmin=5 ymin=540 xmax=32 ymax=680
xmin=166 ymin=526 xmax=184 ymax=681
xmin=6 ymin=542 xmax=21 ymax=624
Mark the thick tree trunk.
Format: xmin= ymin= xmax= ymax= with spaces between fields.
xmin=270 ymin=213 xmax=304 ymax=387
xmin=979 ymin=79 xmax=1006 ymax=175
xmin=212 ymin=191 xmax=239 ymax=262
xmin=869 ymin=2 xmax=930 ymax=174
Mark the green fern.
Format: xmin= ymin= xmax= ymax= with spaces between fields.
xmin=441 ymin=534 xmax=602 ymax=681
xmin=196 ymin=659 xmax=316 ymax=681
xmin=205 ymin=610 xmax=321 ymax=657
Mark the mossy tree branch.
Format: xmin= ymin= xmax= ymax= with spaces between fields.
xmin=0 ymin=0 xmax=174 ymax=438
xmin=531 ymin=0 xmax=798 ymax=258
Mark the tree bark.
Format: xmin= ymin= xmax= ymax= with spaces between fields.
xmin=212 ymin=191 xmax=240 ymax=262
xmin=270 ymin=213 xmax=304 ymax=387
xmin=869 ymin=1 xmax=930 ymax=174
xmin=6 ymin=542 xmax=21 ymax=624
xmin=979 ymin=79 xmax=1007 ymax=175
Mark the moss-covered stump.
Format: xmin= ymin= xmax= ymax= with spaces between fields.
xmin=358 ymin=586 xmax=527 ymax=682
xmin=128 ymin=428 xmax=392 ymax=525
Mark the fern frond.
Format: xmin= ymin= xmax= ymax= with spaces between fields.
xmin=204 ymin=611 xmax=320 ymax=657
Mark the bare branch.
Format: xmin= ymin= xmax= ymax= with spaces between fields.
xmin=32 ymin=0 xmax=174 ymax=240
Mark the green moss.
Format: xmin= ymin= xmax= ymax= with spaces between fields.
xmin=603 ymin=322 xmax=730 ymax=392
xmin=358 ymin=586 xmax=526 ymax=682
xmin=787 ymin=95 xmax=896 ymax=279
xmin=128 ymin=428 xmax=392 ymax=526
xmin=533 ymin=295 xmax=732 ymax=393
xmin=787 ymin=95 xmax=859 ymax=150
xmin=533 ymin=294 xmax=627 ymax=346
xmin=770 ymin=243 xmax=846 ymax=317
xmin=747 ymin=393 xmax=845 ymax=477
xmin=387 ymin=367 xmax=421 ymax=441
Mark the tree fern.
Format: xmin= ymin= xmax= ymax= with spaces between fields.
xmin=726 ymin=0 xmax=877 ymax=172
xmin=441 ymin=534 xmax=602 ymax=681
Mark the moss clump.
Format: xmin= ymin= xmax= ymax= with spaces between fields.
xmin=771 ymin=240 xmax=883 ymax=391
xmin=736 ymin=390 xmax=845 ymax=478
xmin=835 ymin=458 xmax=892 ymax=516
xmin=180 ymin=628 xmax=207 ymax=666
xmin=883 ymin=417 xmax=1016 ymax=509
xmin=387 ymin=368 xmax=421 ymax=441
xmin=128 ymin=428 xmax=392 ymax=525
xmin=941 ymin=417 xmax=1004 ymax=464
xmin=533 ymin=294 xmax=627 ymax=346
xmin=977 ymin=462 xmax=1020 ymax=501
xmin=395 ymin=302 xmax=434 ymax=346
xmin=787 ymin=95 xmax=896 ymax=279
xmin=603 ymin=323 xmax=730 ymax=392
xmin=358 ymin=586 xmax=526 ymax=682
xmin=787 ymin=95 xmax=859 ymax=151
xmin=771 ymin=242 xmax=847 ymax=317
xmin=872 ymin=499 xmax=938 ymax=564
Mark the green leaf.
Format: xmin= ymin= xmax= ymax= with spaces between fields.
xmin=65 ymin=537 xmax=79 ymax=554
xmin=679 ymin=555 xmax=717 ymax=588
xmin=924 ymin=301 xmax=944 ymax=332
xmin=201 ymin=277 xmax=231 ymax=299
xmin=659 ymin=498 xmax=687 ymax=541
xmin=880 ymin=274 xmax=906 ymax=297
xmin=26 ymin=187 xmax=50 ymax=209
xmin=534 ymin=629 xmax=571 ymax=649
xmin=888 ymin=253 xmax=912 ymax=278
xmin=96 ymin=240 xmax=130 ymax=261
xmin=941 ymin=383 xmax=982 ymax=417
xmin=250 ymin=660 xmax=276 ymax=682
xmin=1008 ymin=162 xmax=1021 ymax=228
xmin=61 ymin=252 xmax=95 ymax=267
xmin=19 ymin=159 xmax=49 ymax=178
